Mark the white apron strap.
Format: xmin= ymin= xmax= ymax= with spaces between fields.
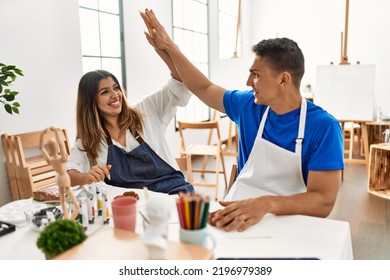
xmin=295 ymin=98 xmax=307 ymax=156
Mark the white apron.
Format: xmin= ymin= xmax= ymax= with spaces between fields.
xmin=225 ymin=98 xmax=307 ymax=201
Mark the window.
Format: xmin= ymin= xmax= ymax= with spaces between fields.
xmin=218 ymin=0 xmax=241 ymax=59
xmin=79 ymin=0 xmax=126 ymax=86
xmin=172 ymin=0 xmax=210 ymax=123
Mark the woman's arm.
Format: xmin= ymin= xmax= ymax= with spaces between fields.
xmin=140 ymin=9 xmax=227 ymax=113
xmin=66 ymin=140 xmax=111 ymax=186
xmin=141 ymin=10 xmax=181 ymax=81
xmin=155 ymin=49 xmax=182 ymax=82
xmin=67 ymin=165 xmax=111 ymax=186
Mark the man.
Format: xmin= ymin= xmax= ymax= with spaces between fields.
xmin=140 ymin=9 xmax=344 ymax=232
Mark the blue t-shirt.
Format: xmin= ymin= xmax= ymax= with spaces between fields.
xmin=223 ymin=89 xmax=344 ymax=185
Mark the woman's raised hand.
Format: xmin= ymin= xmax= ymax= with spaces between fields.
xmin=140 ymin=9 xmax=175 ymax=52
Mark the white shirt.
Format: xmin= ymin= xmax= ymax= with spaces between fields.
xmin=67 ymin=77 xmax=191 ymax=173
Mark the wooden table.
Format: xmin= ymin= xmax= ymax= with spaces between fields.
xmin=54 ymin=226 xmax=213 ymax=260
xmin=339 ymin=119 xmax=390 ymax=165
xmin=0 ymin=186 xmax=353 ymax=260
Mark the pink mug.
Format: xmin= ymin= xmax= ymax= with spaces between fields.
xmin=111 ymin=197 xmax=137 ymax=232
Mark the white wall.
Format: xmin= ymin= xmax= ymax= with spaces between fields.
xmin=122 ymin=0 xmax=183 ymax=157
xmin=1 ymin=0 xmax=390 ymax=206
xmin=248 ymin=0 xmax=390 ymax=117
xmin=0 ymin=0 xmax=83 ymax=206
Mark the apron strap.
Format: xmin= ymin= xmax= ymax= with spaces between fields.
xmin=295 ymin=98 xmax=307 ymax=156
xmin=133 ymin=131 xmax=144 ymax=144
xmin=259 ymin=98 xmax=307 ymax=156
xmin=88 ymin=127 xmax=145 ymax=168
xmin=103 ymin=127 xmax=144 ymax=146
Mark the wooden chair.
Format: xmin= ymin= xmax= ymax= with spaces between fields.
xmin=206 ymin=110 xmax=238 ymax=163
xmin=177 ymin=120 xmax=228 ymax=200
xmin=1 ymin=129 xmax=70 ymax=200
xmin=223 ymin=119 xmax=239 ymax=162
xmin=343 ymin=121 xmax=362 ymax=159
xmin=226 ymin=163 xmax=238 ymax=197
xmin=176 ymin=158 xmax=237 ymax=201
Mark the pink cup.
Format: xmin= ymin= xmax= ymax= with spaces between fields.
xmin=111 ymin=197 xmax=137 ymax=232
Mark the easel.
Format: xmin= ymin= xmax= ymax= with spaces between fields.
xmin=232 ymin=0 xmax=241 ymax=59
xmin=340 ymin=0 xmax=350 ymax=65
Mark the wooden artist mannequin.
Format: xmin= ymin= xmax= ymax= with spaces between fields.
xmin=40 ymin=127 xmax=80 ymax=220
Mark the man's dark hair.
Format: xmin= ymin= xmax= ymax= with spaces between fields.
xmin=252 ymin=38 xmax=304 ymax=88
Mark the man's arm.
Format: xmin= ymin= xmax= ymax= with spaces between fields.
xmin=140 ymin=9 xmax=227 ymax=113
xmin=209 ymin=170 xmax=341 ymax=232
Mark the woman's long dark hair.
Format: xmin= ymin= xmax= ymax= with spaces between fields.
xmin=76 ymin=70 xmax=143 ymax=162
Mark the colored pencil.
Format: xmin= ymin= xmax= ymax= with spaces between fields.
xmin=175 ymin=198 xmax=185 ymax=228
xmin=183 ymin=194 xmax=191 ymax=229
xmin=175 ymin=193 xmax=211 ymax=230
xmin=193 ymin=196 xmax=201 ymax=230
xmin=200 ymin=197 xmax=210 ymax=228
xmin=190 ymin=196 xmax=196 ymax=229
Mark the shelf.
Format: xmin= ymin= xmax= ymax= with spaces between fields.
xmin=367 ymin=144 xmax=390 ymax=200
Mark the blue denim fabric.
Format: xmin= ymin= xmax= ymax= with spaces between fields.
xmin=104 ymin=142 xmax=194 ymax=195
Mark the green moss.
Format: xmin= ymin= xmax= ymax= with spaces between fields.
xmin=36 ymin=219 xmax=87 ymax=259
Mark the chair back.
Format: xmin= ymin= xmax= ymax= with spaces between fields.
xmin=226 ymin=163 xmax=238 ymax=197
xmin=1 ymin=128 xmax=70 ymax=200
xmin=177 ymin=120 xmax=222 ymax=155
xmin=176 ymin=119 xmax=227 ymax=200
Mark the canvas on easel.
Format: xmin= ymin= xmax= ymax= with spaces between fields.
xmin=315 ymin=64 xmax=375 ymax=121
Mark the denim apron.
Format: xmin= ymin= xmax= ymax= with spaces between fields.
xmin=103 ymin=130 xmax=194 ymax=195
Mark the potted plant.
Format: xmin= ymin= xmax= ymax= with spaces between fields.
xmin=0 ymin=63 xmax=23 ymax=115
xmin=36 ymin=219 xmax=87 ymax=259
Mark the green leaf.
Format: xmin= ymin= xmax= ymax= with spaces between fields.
xmin=4 ymin=95 xmax=15 ymax=101
xmin=14 ymin=69 xmax=24 ymax=76
xmin=0 ymin=63 xmax=23 ymax=116
xmin=12 ymin=106 xmax=19 ymax=114
xmin=5 ymin=104 xmax=12 ymax=114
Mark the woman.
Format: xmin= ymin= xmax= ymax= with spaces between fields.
xmin=66 ymin=69 xmax=194 ymax=195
